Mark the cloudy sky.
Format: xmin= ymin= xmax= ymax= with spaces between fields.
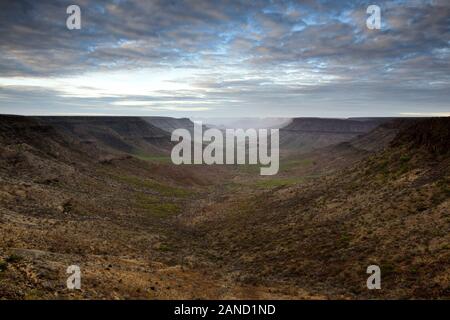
xmin=0 ymin=0 xmax=449 ymax=117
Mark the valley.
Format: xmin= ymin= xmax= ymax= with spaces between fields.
xmin=0 ymin=115 xmax=448 ymax=299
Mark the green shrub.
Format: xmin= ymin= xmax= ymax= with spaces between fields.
xmin=5 ymin=254 xmax=22 ymax=263
xmin=0 ymin=260 xmax=7 ymax=272
xmin=135 ymin=194 xmax=180 ymax=218
xmin=399 ymin=154 xmax=411 ymax=163
xmin=114 ymin=174 xmax=192 ymax=197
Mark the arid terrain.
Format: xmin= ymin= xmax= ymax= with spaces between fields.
xmin=0 ymin=115 xmax=448 ymax=299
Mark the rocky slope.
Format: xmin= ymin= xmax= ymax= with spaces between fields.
xmin=0 ymin=115 xmax=235 ymax=299
xmin=182 ymin=117 xmax=450 ymax=299
xmin=280 ymin=117 xmax=389 ymax=153
xmin=34 ymin=116 xmax=173 ymax=157
xmin=0 ymin=115 xmax=448 ymax=299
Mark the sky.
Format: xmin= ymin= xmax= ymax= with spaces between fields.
xmin=0 ymin=0 xmax=449 ymax=118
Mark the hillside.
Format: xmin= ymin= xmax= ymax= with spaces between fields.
xmin=0 ymin=116 xmax=448 ymax=299
xmin=0 ymin=115 xmax=235 ymax=299
xmin=277 ymin=118 xmax=414 ymax=177
xmin=34 ymin=116 xmax=172 ymax=157
xmin=0 ymin=115 xmax=95 ymax=180
xmin=182 ymin=117 xmax=450 ymax=298
xmin=280 ymin=118 xmax=389 ymax=153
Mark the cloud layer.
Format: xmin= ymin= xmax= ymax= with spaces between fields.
xmin=0 ymin=0 xmax=449 ymax=117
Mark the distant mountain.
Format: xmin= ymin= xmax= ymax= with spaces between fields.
xmin=280 ymin=117 xmax=390 ymax=152
xmin=194 ymin=117 xmax=291 ymax=130
xmin=141 ymin=116 xmax=195 ymax=134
